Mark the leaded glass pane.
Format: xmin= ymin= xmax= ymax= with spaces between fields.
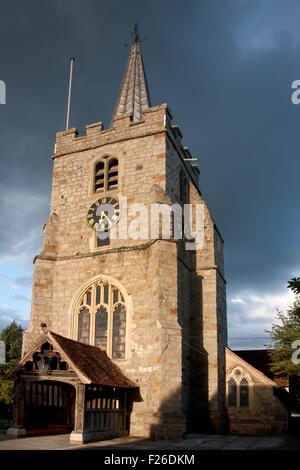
xmin=113 ymin=289 xmax=119 ymax=305
xmin=228 ymin=377 xmax=237 ymax=407
xmin=104 ymin=284 xmax=109 ymax=304
xmin=240 ymin=378 xmax=249 ymax=407
xmin=78 ymin=307 xmax=90 ymax=344
xmin=112 ymin=305 xmax=126 ymax=359
xmin=76 ymin=281 xmax=126 ymax=357
xmin=86 ymin=290 xmax=92 ymax=306
xmin=96 ymin=285 xmax=101 ymax=305
xmin=95 ymin=306 xmax=108 ymax=352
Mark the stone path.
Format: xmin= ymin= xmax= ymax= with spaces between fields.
xmin=0 ymin=432 xmax=299 ymax=450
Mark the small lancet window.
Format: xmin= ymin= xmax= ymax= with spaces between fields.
xmin=78 ymin=307 xmax=90 ymax=344
xmin=240 ymin=378 xmax=249 ymax=407
xmin=107 ymin=158 xmax=118 ymax=190
xmin=228 ymin=377 xmax=237 ymax=407
xmin=95 ymin=161 xmax=105 ymax=193
xmin=95 ymin=306 xmax=108 ymax=351
xmin=112 ymin=304 xmax=126 ymax=359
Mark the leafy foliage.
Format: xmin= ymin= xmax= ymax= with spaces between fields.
xmin=0 ymin=321 xmax=23 ymax=362
xmin=267 ymin=300 xmax=300 ymax=377
xmin=287 ymin=277 xmax=300 ymax=295
xmin=0 ymin=321 xmax=24 ymax=416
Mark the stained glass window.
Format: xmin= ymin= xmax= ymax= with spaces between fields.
xmin=76 ymin=280 xmax=126 ymax=359
xmin=95 ymin=306 xmax=108 ymax=352
xmin=78 ymin=307 xmax=90 ymax=344
xmin=112 ymin=305 xmax=126 ymax=359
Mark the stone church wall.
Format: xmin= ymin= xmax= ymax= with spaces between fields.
xmin=225 ymin=348 xmax=288 ymax=436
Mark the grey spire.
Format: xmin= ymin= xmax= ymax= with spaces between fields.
xmin=111 ymin=24 xmax=151 ymax=124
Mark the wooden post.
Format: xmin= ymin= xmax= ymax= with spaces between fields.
xmin=13 ymin=379 xmax=25 ymax=428
xmin=123 ymin=390 xmax=127 ymax=430
xmin=74 ymin=383 xmax=86 ymax=432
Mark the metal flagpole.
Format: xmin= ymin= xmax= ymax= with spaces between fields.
xmin=66 ymin=57 xmax=75 ymax=130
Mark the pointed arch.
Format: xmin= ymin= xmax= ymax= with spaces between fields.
xmin=94 ymin=156 xmax=119 ymax=193
xmin=228 ymin=377 xmax=237 ymax=407
xmin=226 ymin=367 xmax=252 ymax=408
xmin=71 ymin=275 xmax=131 ymax=360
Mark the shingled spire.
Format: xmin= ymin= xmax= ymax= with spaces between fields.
xmin=111 ymin=24 xmax=151 ymax=125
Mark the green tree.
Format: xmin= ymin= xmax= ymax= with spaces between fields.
xmin=287 ymin=277 xmax=300 ymax=295
xmin=0 ymin=321 xmax=24 ymax=420
xmin=267 ymin=300 xmax=300 ymax=377
xmin=0 ymin=320 xmax=23 ymax=363
xmin=267 ymin=279 xmax=300 ymax=411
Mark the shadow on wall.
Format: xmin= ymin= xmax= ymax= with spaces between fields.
xmin=224 ymin=382 xmax=289 ymax=437
xmin=176 ymin=246 xmax=220 ymax=435
xmin=146 ymin=385 xmax=229 ymax=440
xmin=146 ymin=381 xmax=289 ymax=439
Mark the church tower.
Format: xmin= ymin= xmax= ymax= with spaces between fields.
xmin=18 ymin=27 xmax=227 ymax=441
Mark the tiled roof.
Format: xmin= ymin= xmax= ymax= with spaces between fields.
xmin=7 ymin=330 xmax=137 ymax=389
xmin=111 ymin=26 xmax=151 ymax=124
xmin=233 ymin=349 xmax=289 ymax=388
xmin=49 ymin=331 xmax=137 ymax=388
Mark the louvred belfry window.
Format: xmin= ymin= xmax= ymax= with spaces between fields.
xmin=95 ymin=161 xmax=105 ymax=192
xmin=76 ymin=281 xmax=126 ymax=359
xmin=107 ymin=158 xmax=118 ymax=191
xmin=94 ymin=158 xmax=118 ymax=193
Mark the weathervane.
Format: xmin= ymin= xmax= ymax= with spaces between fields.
xmin=124 ymin=23 xmax=148 ymax=47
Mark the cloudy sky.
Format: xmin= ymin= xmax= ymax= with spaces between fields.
xmin=0 ymin=0 xmax=299 ymax=349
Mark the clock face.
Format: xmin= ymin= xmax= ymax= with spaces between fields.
xmin=87 ymin=197 xmax=120 ymax=231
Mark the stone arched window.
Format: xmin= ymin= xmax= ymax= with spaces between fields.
xmin=94 ymin=157 xmax=118 ymax=193
xmin=75 ymin=280 xmax=126 ymax=359
xmin=228 ymin=377 xmax=237 ymax=407
xmin=240 ymin=378 xmax=249 ymax=407
xmin=227 ymin=368 xmax=250 ymax=408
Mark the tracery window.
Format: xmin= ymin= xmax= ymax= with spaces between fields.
xmin=75 ymin=280 xmax=126 ymax=359
xmin=94 ymin=157 xmax=118 ymax=193
xmin=227 ymin=369 xmax=250 ymax=408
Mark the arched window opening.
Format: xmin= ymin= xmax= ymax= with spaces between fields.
xmin=95 ymin=306 xmax=108 ymax=351
xmin=107 ymin=159 xmax=118 ymax=191
xmin=240 ymin=378 xmax=249 ymax=407
xmin=95 ymin=161 xmax=105 ymax=193
xmin=227 ymin=370 xmax=250 ymax=408
xmin=75 ymin=280 xmax=127 ymax=359
xmin=78 ymin=307 xmax=90 ymax=344
xmin=228 ymin=377 xmax=237 ymax=407
xmin=94 ymin=158 xmax=119 ymax=193
xmin=112 ymin=304 xmax=126 ymax=359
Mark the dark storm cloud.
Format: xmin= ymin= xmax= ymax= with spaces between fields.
xmin=0 ymin=0 xmax=300 ymax=343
